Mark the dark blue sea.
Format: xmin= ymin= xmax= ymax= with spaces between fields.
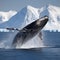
xmin=0 ymin=31 xmax=60 ymax=60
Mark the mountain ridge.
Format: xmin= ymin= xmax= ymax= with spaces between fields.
xmin=0 ymin=5 xmax=60 ymax=32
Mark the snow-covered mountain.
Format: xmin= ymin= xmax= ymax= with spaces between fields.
xmin=41 ymin=5 xmax=60 ymax=32
xmin=0 ymin=5 xmax=60 ymax=32
xmin=0 ymin=10 xmax=17 ymax=23
xmin=0 ymin=6 xmax=39 ymax=29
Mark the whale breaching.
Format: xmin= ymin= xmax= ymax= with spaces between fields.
xmin=6 ymin=16 xmax=48 ymax=48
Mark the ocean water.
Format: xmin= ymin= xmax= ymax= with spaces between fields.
xmin=43 ymin=31 xmax=60 ymax=46
xmin=0 ymin=31 xmax=60 ymax=60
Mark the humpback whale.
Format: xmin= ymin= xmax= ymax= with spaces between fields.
xmin=6 ymin=16 xmax=48 ymax=47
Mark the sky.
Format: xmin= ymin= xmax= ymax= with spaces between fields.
xmin=0 ymin=0 xmax=60 ymax=12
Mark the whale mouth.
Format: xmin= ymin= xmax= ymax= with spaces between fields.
xmin=40 ymin=16 xmax=48 ymax=21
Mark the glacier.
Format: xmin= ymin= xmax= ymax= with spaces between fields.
xmin=0 ymin=5 xmax=60 ymax=49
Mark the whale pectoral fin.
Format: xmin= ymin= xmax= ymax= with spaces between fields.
xmin=38 ymin=32 xmax=43 ymax=40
